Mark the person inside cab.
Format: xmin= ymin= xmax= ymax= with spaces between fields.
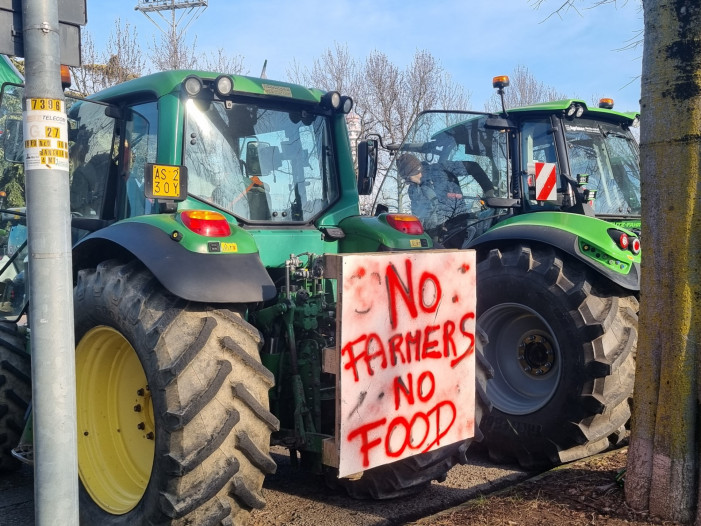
xmin=396 ymin=153 xmax=468 ymax=232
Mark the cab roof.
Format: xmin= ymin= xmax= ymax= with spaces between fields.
xmin=87 ymin=69 xmax=324 ymax=105
xmin=508 ymin=99 xmax=639 ymax=124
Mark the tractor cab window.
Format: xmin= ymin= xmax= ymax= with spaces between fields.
xmin=520 ymin=118 xmax=561 ymax=207
xmin=184 ymin=100 xmax=339 ymax=223
xmin=564 ymin=119 xmax=640 ymax=217
xmin=68 ymin=101 xmax=119 ymax=218
xmin=384 ymin=111 xmax=508 ymax=234
xmin=122 ymin=102 xmax=158 ymax=218
xmin=442 ymin=115 xmax=508 ymax=203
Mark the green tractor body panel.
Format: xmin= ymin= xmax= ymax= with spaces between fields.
xmin=72 ymin=218 xmax=276 ymax=302
xmin=250 ymin=228 xmax=335 ymax=267
xmin=470 ymin=211 xmax=641 ymax=290
xmin=338 ymin=214 xmax=431 ymax=252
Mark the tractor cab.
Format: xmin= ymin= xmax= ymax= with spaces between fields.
xmin=377 ymin=75 xmax=641 ymax=248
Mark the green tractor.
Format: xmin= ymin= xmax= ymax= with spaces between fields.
xmin=375 ymin=75 xmax=641 ymax=468
xmin=0 ymin=71 xmax=481 ymax=524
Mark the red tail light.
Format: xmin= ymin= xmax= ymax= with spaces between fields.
xmin=180 ymin=210 xmax=231 ymax=237
xmin=385 ymin=214 xmax=424 ymax=235
xmin=608 ymin=228 xmax=640 ymax=253
xmin=630 ymin=237 xmax=641 ymax=255
xmin=618 ymin=233 xmax=629 ymax=250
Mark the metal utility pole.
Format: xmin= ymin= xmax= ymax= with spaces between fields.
xmin=22 ymin=0 xmax=78 ymax=523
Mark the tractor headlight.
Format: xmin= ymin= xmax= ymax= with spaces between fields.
xmin=321 ymin=91 xmax=342 ymax=110
xmin=215 ymin=75 xmax=234 ymax=97
xmin=340 ymin=95 xmax=354 ymax=114
xmin=183 ymin=75 xmax=203 ymax=97
xmin=566 ymin=103 xmax=585 ymax=118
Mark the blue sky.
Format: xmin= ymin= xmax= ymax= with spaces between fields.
xmin=85 ymin=0 xmax=643 ymax=112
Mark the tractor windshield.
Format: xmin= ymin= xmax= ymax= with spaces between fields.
xmin=563 ymin=119 xmax=640 ymax=218
xmin=379 ymin=110 xmax=508 ymax=241
xmin=184 ymin=100 xmax=339 ymax=223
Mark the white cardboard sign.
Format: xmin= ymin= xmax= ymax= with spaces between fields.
xmin=337 ymin=250 xmax=476 ymax=478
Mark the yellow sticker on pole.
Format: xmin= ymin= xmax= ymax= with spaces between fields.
xmin=23 ymin=98 xmax=69 ymax=171
xmin=30 ymin=98 xmax=63 ymax=112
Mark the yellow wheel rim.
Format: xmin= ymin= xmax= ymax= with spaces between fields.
xmin=76 ymin=326 xmax=155 ymax=514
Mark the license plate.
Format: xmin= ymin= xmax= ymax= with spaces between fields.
xmin=144 ymin=163 xmax=188 ymax=201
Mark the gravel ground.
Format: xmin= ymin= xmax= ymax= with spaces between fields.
xmin=0 ymin=446 xmax=529 ymax=525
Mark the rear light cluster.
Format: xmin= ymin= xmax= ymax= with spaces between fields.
xmin=180 ymin=210 xmax=231 ymax=237
xmin=385 ymin=214 xmax=424 ymax=235
xmin=608 ymin=229 xmax=640 ymax=255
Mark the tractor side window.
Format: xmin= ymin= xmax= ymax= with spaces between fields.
xmin=383 ymin=111 xmax=508 ymax=233
xmin=520 ymin=119 xmax=558 ymax=169
xmin=68 ymin=102 xmax=118 ymax=218
xmin=520 ymin=119 xmax=561 ymax=205
xmin=123 ymin=102 xmax=158 ymax=218
xmin=447 ymin=116 xmax=508 ymax=204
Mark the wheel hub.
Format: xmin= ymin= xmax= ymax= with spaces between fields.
xmin=517 ymin=333 xmax=554 ymax=376
xmin=76 ymin=326 xmax=155 ymax=514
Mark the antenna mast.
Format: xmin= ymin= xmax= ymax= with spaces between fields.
xmin=134 ymin=0 xmax=209 ymax=36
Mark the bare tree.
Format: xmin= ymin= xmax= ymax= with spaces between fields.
xmin=485 ymin=65 xmax=568 ymax=112
xmin=288 ymin=43 xmax=374 ymax=213
xmin=363 ymin=50 xmax=470 ymax=213
xmin=290 ymin=46 xmax=470 ymax=213
xmin=70 ymin=20 xmax=145 ymax=96
xmin=69 ymin=30 xmax=100 ymax=96
xmin=201 ymin=49 xmax=248 ymax=75
xmin=624 ymin=2 xmax=701 ymax=523
xmin=529 ymin=0 xmax=631 ymax=18
xmin=149 ymin=31 xmax=198 ymax=71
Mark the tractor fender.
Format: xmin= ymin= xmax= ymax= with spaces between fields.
xmin=72 ymin=221 xmax=277 ymax=303
xmin=467 ymin=223 xmax=640 ymax=291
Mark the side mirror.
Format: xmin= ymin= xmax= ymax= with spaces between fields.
xmin=357 ymin=139 xmax=378 ymax=195
xmin=3 ymin=117 xmax=23 ymax=163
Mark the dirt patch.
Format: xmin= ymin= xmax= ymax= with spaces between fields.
xmin=415 ymin=447 xmax=683 ymax=526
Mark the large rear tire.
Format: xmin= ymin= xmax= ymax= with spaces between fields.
xmin=0 ymin=322 xmax=30 ymax=472
xmin=75 ymin=259 xmax=279 ymax=525
xmin=331 ymin=441 xmax=470 ymax=499
xmin=476 ymin=244 xmax=636 ymax=468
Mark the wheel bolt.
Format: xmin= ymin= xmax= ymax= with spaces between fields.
xmin=137 ymin=388 xmax=145 ymax=396
xmin=146 ymin=432 xmax=154 ymax=440
xmin=134 ymin=404 xmax=142 ymax=412
xmin=137 ymin=422 xmax=145 ymax=430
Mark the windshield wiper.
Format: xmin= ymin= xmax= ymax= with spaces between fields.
xmin=603 ymin=130 xmax=632 ymax=140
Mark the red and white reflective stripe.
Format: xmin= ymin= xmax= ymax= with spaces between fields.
xmin=534 ymin=162 xmax=557 ymax=201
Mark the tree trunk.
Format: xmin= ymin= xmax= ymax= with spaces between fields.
xmin=625 ymin=1 xmax=701 ymax=523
